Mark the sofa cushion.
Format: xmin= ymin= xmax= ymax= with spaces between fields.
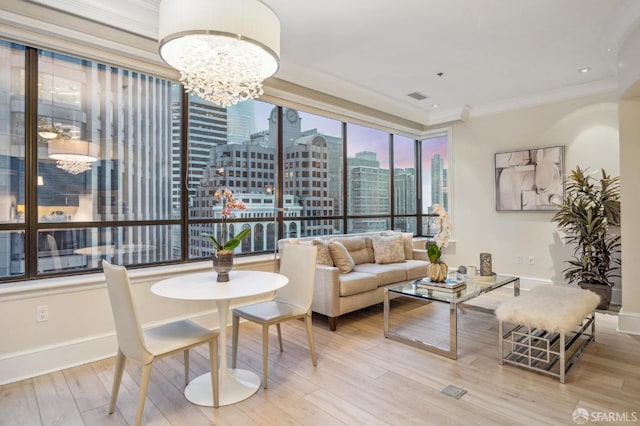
xmin=353 ymin=263 xmax=407 ymax=286
xmin=329 ymin=241 xmax=355 ymax=273
xmin=372 ymin=234 xmax=406 ymax=264
xmin=332 ymin=237 xmax=373 ymax=264
xmin=338 ymin=271 xmax=379 ymax=296
xmin=393 ymin=259 xmax=430 ymax=280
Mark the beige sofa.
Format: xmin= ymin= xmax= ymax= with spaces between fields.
xmin=279 ymin=231 xmax=429 ymax=330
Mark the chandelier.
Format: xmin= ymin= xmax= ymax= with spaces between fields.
xmin=158 ymin=0 xmax=280 ymax=107
xmin=48 ymin=137 xmax=98 ymax=174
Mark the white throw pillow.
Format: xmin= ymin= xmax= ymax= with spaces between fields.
xmin=372 ymin=234 xmax=406 ymax=264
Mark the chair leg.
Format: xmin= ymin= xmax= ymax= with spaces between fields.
xmin=135 ymin=363 xmax=152 ymax=426
xmin=232 ymin=313 xmax=240 ymax=369
xmin=262 ymin=324 xmax=270 ymax=389
xmin=109 ymin=349 xmax=126 ymax=414
xmin=209 ymin=339 xmax=219 ymax=408
xmin=183 ymin=350 xmax=190 ymax=387
xmin=276 ymin=323 xmax=283 ymax=352
xmin=304 ymin=314 xmax=318 ymax=366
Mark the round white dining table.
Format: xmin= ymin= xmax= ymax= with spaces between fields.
xmin=151 ymin=269 xmax=288 ymax=406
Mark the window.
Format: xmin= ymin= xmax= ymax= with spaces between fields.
xmin=0 ymin=38 xmax=451 ymax=282
xmin=188 ymin=100 xmax=278 ymax=258
xmin=421 ymin=133 xmax=449 ymax=234
xmin=393 ymin=134 xmax=417 ymax=233
xmin=0 ymin=41 xmax=25 ymax=278
xmin=282 ymin=109 xmax=342 ymax=236
xmin=346 ymin=123 xmax=390 ymax=233
xmin=5 ymin=46 xmax=181 ymax=278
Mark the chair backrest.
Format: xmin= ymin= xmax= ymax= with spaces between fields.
xmin=276 ymin=244 xmax=317 ymax=310
xmin=102 ymin=261 xmax=152 ymax=363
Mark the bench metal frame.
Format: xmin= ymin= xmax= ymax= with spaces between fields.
xmin=498 ymin=313 xmax=595 ymax=383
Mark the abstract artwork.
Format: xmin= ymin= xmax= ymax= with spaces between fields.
xmin=495 ymin=146 xmax=564 ymax=212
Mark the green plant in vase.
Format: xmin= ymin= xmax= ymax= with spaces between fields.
xmin=426 ymin=204 xmax=450 ymax=282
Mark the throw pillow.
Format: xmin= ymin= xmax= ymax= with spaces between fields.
xmin=313 ymin=239 xmax=334 ymax=266
xmin=381 ymin=231 xmax=414 ymax=260
xmin=328 ymin=241 xmax=355 ymax=273
xmin=372 ymin=234 xmax=406 ymax=264
xmin=401 ymin=232 xmax=414 ymax=260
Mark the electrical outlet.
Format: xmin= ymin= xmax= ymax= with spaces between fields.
xmin=516 ymin=256 xmax=522 ymax=264
xmin=528 ymin=256 xmax=535 ymax=265
xmin=36 ymin=305 xmax=48 ymax=322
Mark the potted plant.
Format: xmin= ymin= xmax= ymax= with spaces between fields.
xmin=552 ymin=166 xmax=621 ymax=309
xmin=203 ymin=188 xmax=250 ymax=282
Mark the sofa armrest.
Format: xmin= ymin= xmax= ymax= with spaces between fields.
xmin=312 ymin=264 xmax=341 ymax=317
xmin=412 ymin=248 xmax=428 ymax=261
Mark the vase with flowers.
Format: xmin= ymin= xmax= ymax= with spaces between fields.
xmin=203 ymin=188 xmax=250 ymax=282
xmin=426 ymin=204 xmax=450 ymax=282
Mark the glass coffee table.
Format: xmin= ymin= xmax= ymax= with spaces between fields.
xmin=383 ymin=275 xmax=520 ymax=359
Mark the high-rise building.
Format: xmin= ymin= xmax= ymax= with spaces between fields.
xmin=431 ymin=153 xmax=444 ymax=210
xmin=190 ymin=106 xmax=336 ymax=254
xmin=348 ymin=151 xmax=389 ymax=232
xmin=227 ymin=101 xmax=256 ymax=145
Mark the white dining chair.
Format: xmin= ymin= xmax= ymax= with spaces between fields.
xmin=102 ymin=261 xmax=219 ymax=426
xmin=231 ymin=244 xmax=318 ymax=389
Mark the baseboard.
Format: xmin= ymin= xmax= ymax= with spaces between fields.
xmin=0 ymin=309 xmax=219 ymax=386
xmin=0 ymin=333 xmax=118 ymax=386
xmin=617 ymin=309 xmax=640 ymax=335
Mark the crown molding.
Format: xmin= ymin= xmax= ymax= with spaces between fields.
xmin=26 ymin=0 xmax=159 ymax=39
xmin=468 ymin=78 xmax=619 ymax=118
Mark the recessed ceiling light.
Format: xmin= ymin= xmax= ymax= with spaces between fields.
xmin=578 ymin=67 xmax=591 ymax=73
xmin=432 ymin=104 xmax=440 ymax=108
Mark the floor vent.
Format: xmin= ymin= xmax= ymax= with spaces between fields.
xmin=441 ymin=384 xmax=467 ymax=399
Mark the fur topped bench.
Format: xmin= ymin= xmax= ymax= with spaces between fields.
xmin=496 ymin=285 xmax=600 ymax=383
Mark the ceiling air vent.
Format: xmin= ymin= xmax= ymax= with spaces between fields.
xmin=407 ymin=91 xmax=428 ymax=101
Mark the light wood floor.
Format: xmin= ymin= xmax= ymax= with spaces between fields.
xmin=2 ymin=289 xmax=639 ymax=426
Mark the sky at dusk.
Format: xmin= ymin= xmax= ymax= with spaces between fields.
xmin=252 ymin=100 xmax=447 ymax=171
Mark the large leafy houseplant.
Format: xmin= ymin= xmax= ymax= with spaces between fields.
xmin=552 ymin=166 xmax=621 ymax=308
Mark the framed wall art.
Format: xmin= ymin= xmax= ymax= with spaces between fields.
xmin=495 ymin=145 xmax=564 ymax=212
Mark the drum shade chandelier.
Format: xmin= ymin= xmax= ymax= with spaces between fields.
xmin=158 ymin=0 xmax=280 ymax=107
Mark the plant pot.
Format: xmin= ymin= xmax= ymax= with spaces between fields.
xmin=427 ymin=261 xmax=448 ymax=282
xmin=579 ymin=281 xmax=611 ymax=310
xmin=213 ymin=249 xmax=234 ymax=282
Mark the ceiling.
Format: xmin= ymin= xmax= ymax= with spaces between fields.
xmin=14 ymin=0 xmax=640 ymax=126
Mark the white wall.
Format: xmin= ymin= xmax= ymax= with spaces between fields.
xmin=616 ymin=16 xmax=640 ymax=335
xmin=618 ymin=95 xmax=640 ymax=334
xmin=0 ymin=257 xmax=276 ymax=385
xmin=444 ymin=93 xmax=621 ymax=300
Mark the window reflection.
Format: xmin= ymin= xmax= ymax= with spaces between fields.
xmin=38 ymin=226 xmax=178 ymax=273
xmin=37 ymin=51 xmax=177 ymax=224
xmin=0 ymin=42 xmax=25 ymax=228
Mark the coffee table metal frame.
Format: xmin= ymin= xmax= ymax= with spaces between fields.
xmin=383 ymin=275 xmax=520 ymax=359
